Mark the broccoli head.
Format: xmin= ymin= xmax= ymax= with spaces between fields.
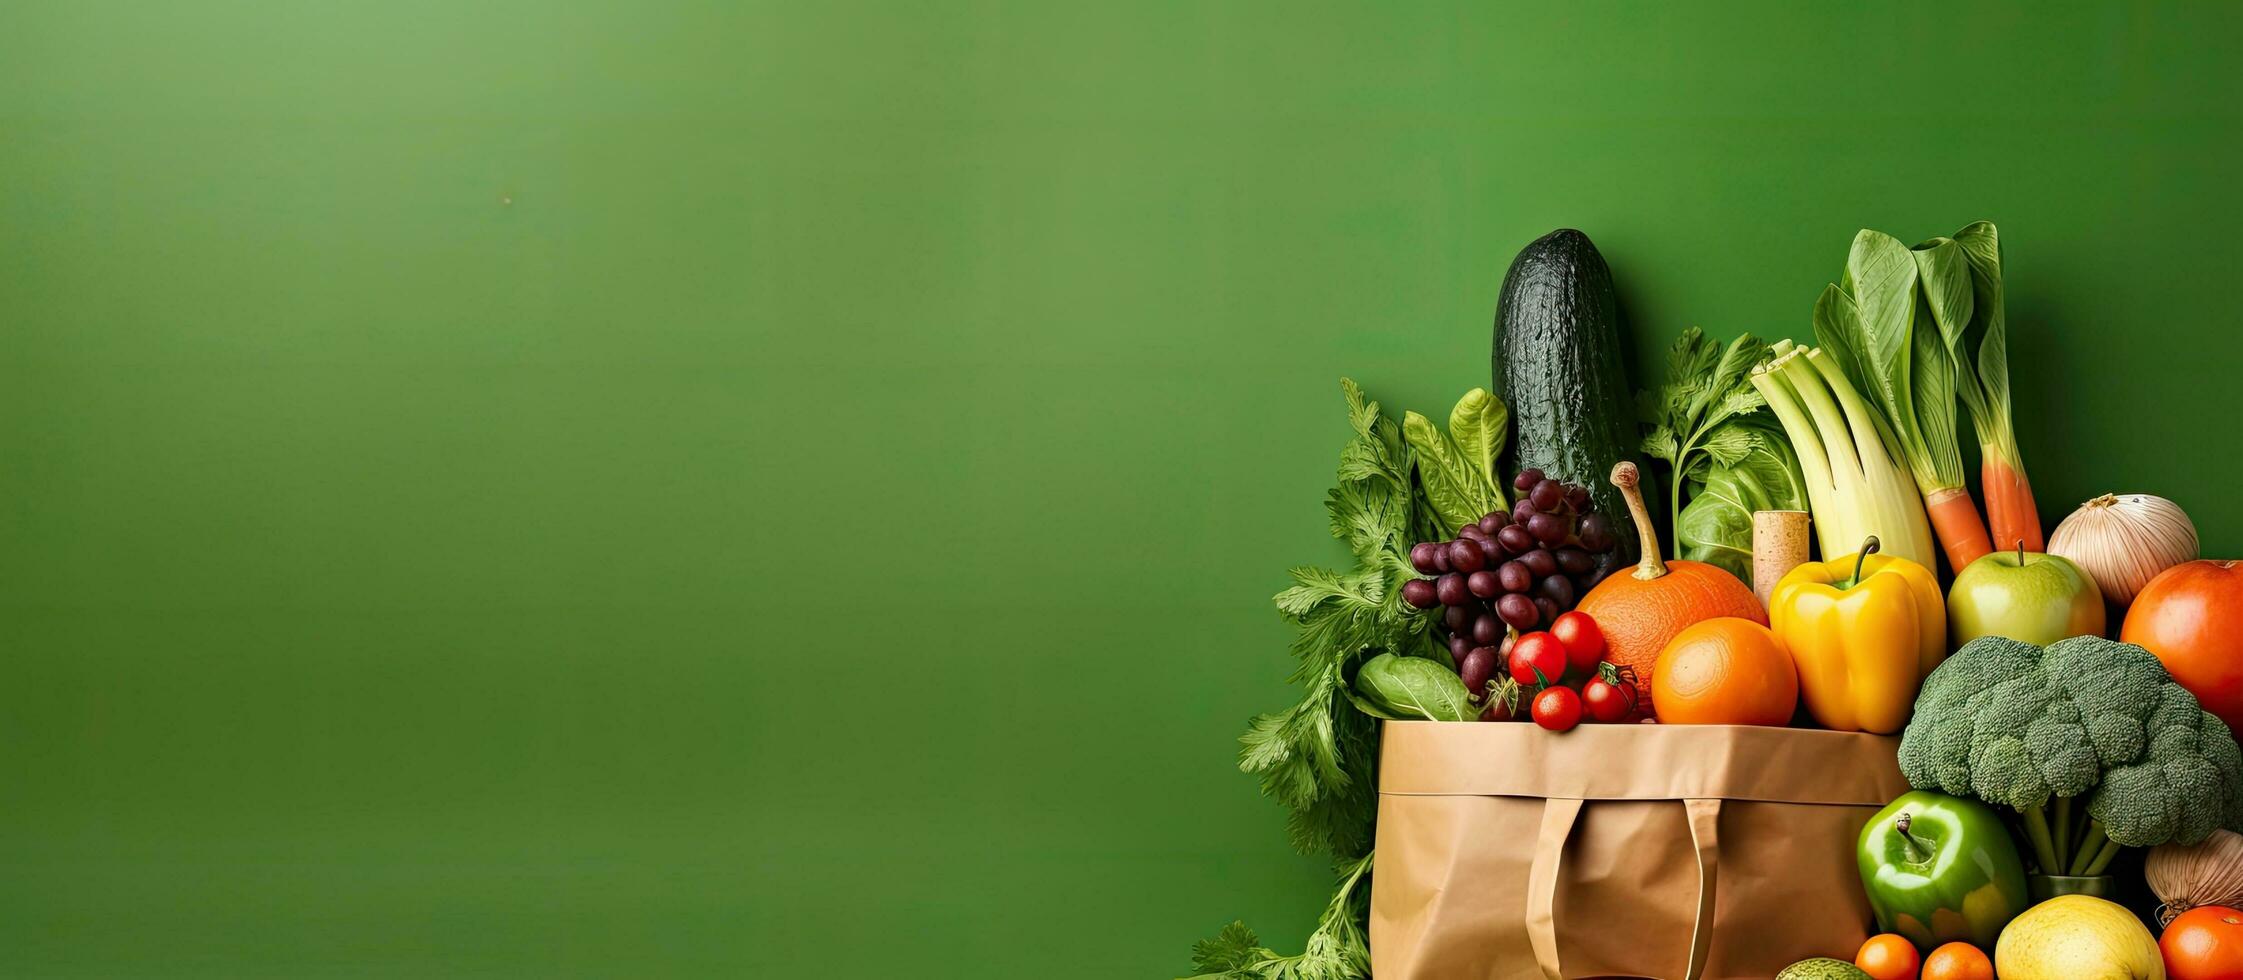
xmin=1897 ymin=634 xmax=2243 ymax=850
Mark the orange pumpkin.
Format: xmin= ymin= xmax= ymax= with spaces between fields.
xmin=1576 ymin=461 xmax=1767 ymax=703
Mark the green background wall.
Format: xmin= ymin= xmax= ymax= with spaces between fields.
xmin=4 ymin=2 xmax=2240 ymax=976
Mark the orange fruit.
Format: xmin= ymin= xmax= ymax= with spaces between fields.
xmin=1921 ymin=941 xmax=1993 ymax=980
xmin=1856 ymin=933 xmax=1923 ymax=980
xmin=1649 ymin=617 xmax=1798 ymax=725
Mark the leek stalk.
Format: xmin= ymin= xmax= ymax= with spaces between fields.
xmin=1749 ymin=341 xmax=1936 ymax=568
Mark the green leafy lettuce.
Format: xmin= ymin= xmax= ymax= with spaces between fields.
xmin=1640 ymin=328 xmax=1807 ymax=579
xmin=1675 ymin=415 xmax=1808 ymax=577
xmin=1402 ymin=388 xmax=1508 ymax=534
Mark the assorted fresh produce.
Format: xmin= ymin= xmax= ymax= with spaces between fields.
xmin=1197 ymin=222 xmax=2243 ymax=980
xmin=1813 ymin=230 xmax=1993 ymax=574
xmin=1575 ymin=460 xmax=1767 ymax=702
xmin=1642 ymin=327 xmax=1808 ymax=580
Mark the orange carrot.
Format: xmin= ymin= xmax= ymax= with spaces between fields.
xmin=1924 ymin=485 xmax=1994 ymax=574
xmin=1983 ymin=457 xmax=2044 ymax=553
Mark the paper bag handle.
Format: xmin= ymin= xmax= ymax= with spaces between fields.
xmin=1523 ymin=797 xmax=1723 ymax=980
xmin=1525 ymin=797 xmax=1581 ymax=979
xmin=1682 ymin=797 xmax=1722 ymax=980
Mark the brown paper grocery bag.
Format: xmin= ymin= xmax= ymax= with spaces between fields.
xmin=1370 ymin=722 xmax=1908 ymax=980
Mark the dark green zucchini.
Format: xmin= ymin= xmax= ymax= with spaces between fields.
xmin=1491 ymin=229 xmax=1644 ymax=571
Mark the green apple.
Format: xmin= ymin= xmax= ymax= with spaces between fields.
xmin=1948 ymin=547 xmax=2106 ymax=647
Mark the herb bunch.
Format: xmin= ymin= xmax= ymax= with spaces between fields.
xmin=1185 ymin=379 xmax=1451 ymax=980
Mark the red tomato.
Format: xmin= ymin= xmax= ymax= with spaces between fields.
xmin=1550 ymin=611 xmax=1606 ymax=676
xmin=2124 ymin=561 xmax=2243 ymax=734
xmin=1531 ymin=686 xmax=1582 ymax=732
xmin=1509 ymin=631 xmax=1569 ymax=686
xmin=1581 ymin=673 xmax=1638 ymax=723
xmin=2163 ymin=905 xmax=2243 ymax=980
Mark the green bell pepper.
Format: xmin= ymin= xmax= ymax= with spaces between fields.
xmin=1856 ymin=790 xmax=2029 ymax=952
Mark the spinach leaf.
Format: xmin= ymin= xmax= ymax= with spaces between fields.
xmin=1403 ymin=388 xmax=1508 ymax=535
xmin=1677 ymin=416 xmax=1808 ymax=580
xmin=1353 ymin=653 xmax=1475 ymax=722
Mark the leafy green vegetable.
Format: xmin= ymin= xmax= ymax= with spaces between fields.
xmin=1675 ymin=415 xmax=1808 ymax=578
xmin=1403 ymin=388 xmax=1509 ymax=534
xmin=1939 ymin=221 xmax=2043 ymax=552
xmin=1204 ymin=379 xmax=1452 ymax=979
xmin=1946 ymin=222 xmax=2012 ymax=449
xmin=1183 ymin=854 xmax=1373 ymax=980
xmin=1354 ymin=653 xmax=1475 ymax=722
xmin=1813 ymin=230 xmax=1967 ymax=499
xmin=1327 ymin=380 xmax=1421 ymax=574
xmin=1641 ymin=327 xmax=1804 ymax=575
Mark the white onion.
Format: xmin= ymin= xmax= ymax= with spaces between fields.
xmin=2047 ymin=493 xmax=2199 ymax=605
xmin=2148 ymin=829 xmax=2243 ymax=925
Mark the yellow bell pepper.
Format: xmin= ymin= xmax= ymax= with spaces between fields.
xmin=1769 ymin=536 xmax=1946 ymax=734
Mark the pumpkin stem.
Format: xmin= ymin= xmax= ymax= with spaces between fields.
xmin=1611 ymin=461 xmax=1667 ymax=581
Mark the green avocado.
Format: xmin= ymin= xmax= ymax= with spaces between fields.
xmin=1774 ymin=957 xmax=1873 ymax=980
xmin=1490 ymin=228 xmax=1644 ymax=572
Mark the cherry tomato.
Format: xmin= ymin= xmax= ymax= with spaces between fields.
xmin=2163 ymin=905 xmax=2243 ymax=980
xmin=1581 ymin=671 xmax=1639 ymax=724
xmin=1549 ymin=610 xmax=1606 ymax=676
xmin=1531 ymin=685 xmax=1582 ymax=732
xmin=1855 ymin=933 xmax=1920 ymax=980
xmin=1508 ymin=631 xmax=1568 ymax=686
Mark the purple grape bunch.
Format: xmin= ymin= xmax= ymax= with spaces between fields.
xmin=1398 ymin=469 xmax=1622 ymax=654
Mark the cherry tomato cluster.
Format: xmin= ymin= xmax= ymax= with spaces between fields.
xmin=1472 ymin=610 xmax=1642 ymax=732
